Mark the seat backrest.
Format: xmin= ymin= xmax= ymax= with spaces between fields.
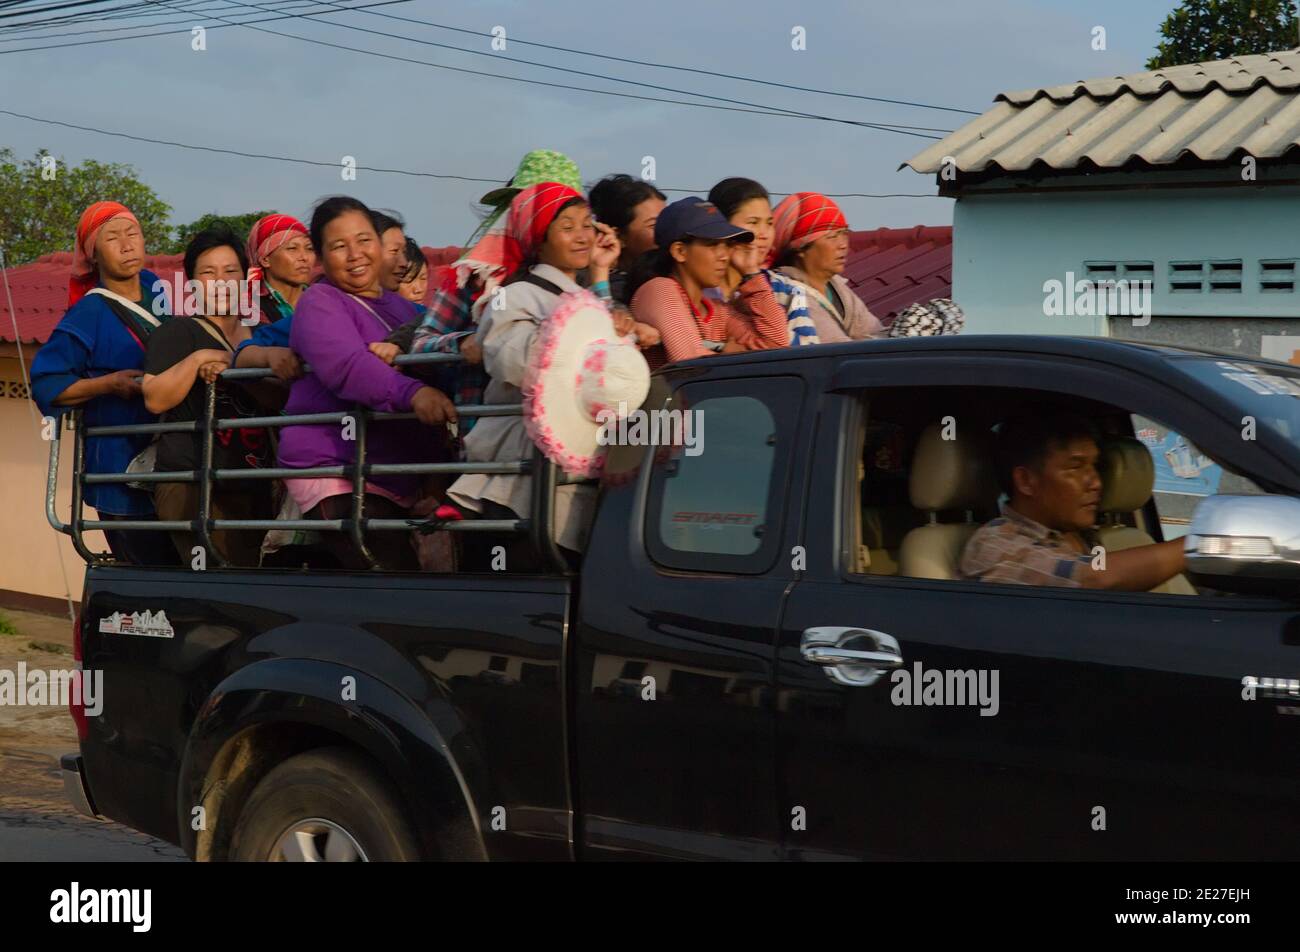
xmin=860 ymin=505 xmax=922 ymax=575
xmin=898 ymin=423 xmax=999 ymax=580
xmin=1098 ymin=437 xmax=1197 ymax=595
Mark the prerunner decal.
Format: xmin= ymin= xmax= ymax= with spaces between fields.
xmin=99 ymin=610 xmax=175 ymax=639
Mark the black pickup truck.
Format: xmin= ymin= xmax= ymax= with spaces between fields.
xmin=53 ymin=336 xmax=1300 ymax=861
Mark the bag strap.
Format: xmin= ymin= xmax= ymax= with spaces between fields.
xmin=191 ymin=315 xmax=235 ymax=351
xmin=86 ymin=287 xmax=163 ymax=329
xmin=347 ymin=293 xmax=400 ymax=335
xmin=517 ymin=272 xmax=565 ymax=297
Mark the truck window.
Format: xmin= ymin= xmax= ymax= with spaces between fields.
xmin=645 ymin=376 xmax=803 ymax=574
xmin=1130 ymin=415 xmax=1265 ymax=540
xmin=845 ymin=385 xmax=1213 ymax=596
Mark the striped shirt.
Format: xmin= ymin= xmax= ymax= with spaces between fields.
xmin=960 ymin=503 xmax=1100 ymax=587
xmin=630 ymin=274 xmax=788 ymax=370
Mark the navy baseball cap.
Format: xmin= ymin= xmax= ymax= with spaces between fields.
xmin=654 ymin=197 xmax=754 ymax=247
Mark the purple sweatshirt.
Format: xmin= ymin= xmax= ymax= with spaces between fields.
xmin=279 ymin=281 xmax=439 ymax=499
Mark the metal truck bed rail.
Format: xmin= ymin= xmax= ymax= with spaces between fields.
xmin=46 ymin=352 xmax=579 ymax=572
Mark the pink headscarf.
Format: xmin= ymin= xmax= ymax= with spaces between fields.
xmin=768 ymin=192 xmax=848 ymax=266
xmin=245 ymin=213 xmax=310 ymax=285
xmin=69 ymin=201 xmax=140 ymax=307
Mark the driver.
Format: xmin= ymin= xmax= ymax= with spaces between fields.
xmin=960 ymin=414 xmax=1187 ymax=590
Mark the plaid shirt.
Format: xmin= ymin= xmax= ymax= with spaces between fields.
xmin=960 ymin=503 xmax=1100 ymax=587
xmin=409 ymin=280 xmax=487 ymax=432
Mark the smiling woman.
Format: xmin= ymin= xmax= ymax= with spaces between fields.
xmin=142 ymin=225 xmax=275 ymax=567
xmin=277 ymin=196 xmax=457 ymax=570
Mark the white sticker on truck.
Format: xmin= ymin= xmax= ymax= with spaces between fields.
xmin=99 ymin=610 xmax=175 ymax=639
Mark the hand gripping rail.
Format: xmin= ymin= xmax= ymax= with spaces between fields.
xmin=45 ymin=352 xmax=582 ymax=573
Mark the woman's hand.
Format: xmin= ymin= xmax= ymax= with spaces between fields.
xmin=197 ymin=361 xmax=228 ymax=384
xmin=590 ymin=222 xmax=621 ymax=280
xmin=729 ymin=241 xmax=764 ymax=278
xmin=368 ymin=341 xmax=400 ymax=365
xmin=102 ymin=368 xmax=145 ymax=399
xmin=611 ymin=305 xmax=636 ymax=336
xmin=265 ymin=347 xmax=303 ymax=381
xmin=193 ymin=350 xmax=231 ymax=384
xmin=411 ymin=386 xmax=458 ymax=426
xmin=459 ymin=335 xmax=483 ymax=365
xmin=632 ymin=322 xmax=661 ymax=347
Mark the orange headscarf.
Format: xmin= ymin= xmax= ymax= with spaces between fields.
xmin=768 ymin=192 xmax=848 ymax=267
xmin=69 ymin=201 xmax=140 ymax=307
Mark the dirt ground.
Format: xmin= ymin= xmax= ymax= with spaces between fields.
xmin=0 ymin=607 xmax=186 ymax=861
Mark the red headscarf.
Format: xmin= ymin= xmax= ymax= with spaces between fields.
xmin=69 ymin=201 xmax=140 ymax=307
xmin=246 ymin=213 xmax=310 ymax=285
xmin=768 ymin=192 xmax=849 ymax=266
xmin=442 ymin=181 xmax=585 ymax=303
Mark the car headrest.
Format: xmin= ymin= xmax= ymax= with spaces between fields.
xmin=908 ymin=422 xmax=998 ymax=512
xmin=1099 ymin=436 xmax=1154 ymax=513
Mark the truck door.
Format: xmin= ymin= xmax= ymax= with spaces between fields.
xmin=775 ymin=354 xmax=1300 ymax=860
xmin=574 ymin=374 xmax=808 ymax=859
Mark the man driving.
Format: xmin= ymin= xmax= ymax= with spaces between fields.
xmin=960 ymin=414 xmax=1187 ymax=590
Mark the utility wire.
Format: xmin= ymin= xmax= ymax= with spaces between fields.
xmin=355 ymin=12 xmax=983 ymax=116
xmin=198 ymin=0 xmax=955 ymax=134
xmin=0 ymin=107 xmax=947 ymax=199
xmin=0 ymin=0 xmax=406 ymax=48
xmin=0 ymin=0 xmax=277 ymax=34
xmin=0 ymin=0 xmax=327 ymax=40
xmin=0 ymin=0 xmax=946 ymax=138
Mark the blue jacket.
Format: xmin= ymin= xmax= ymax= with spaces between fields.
xmin=30 ymin=271 xmax=170 ymax=515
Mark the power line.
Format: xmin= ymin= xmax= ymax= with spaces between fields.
xmin=201 ymin=0 xmax=955 ymax=135
xmin=147 ymin=0 xmax=947 ymax=138
xmin=0 ymin=0 xmax=120 ymax=20
xmin=0 ymin=0 xmax=946 ymax=138
xmin=0 ymin=107 xmax=947 ymax=199
xmin=0 ymin=0 xmax=261 ymax=33
xmin=354 ymin=12 xmax=984 ymax=117
xmin=0 ymin=0 xmax=404 ymax=47
xmin=0 ymin=0 xmax=326 ymax=40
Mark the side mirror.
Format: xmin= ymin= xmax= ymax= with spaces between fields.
xmin=1185 ymin=494 xmax=1300 ymax=596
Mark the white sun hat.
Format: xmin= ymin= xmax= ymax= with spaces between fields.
xmin=523 ymin=289 xmax=651 ymax=477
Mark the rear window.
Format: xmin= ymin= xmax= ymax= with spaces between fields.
xmin=645 ymin=377 xmax=803 ymax=574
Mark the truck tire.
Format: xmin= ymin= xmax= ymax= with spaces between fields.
xmin=229 ymin=747 xmax=421 ymax=862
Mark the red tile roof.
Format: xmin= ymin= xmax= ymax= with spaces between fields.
xmin=842 ymin=226 xmax=953 ymax=325
xmin=1 ymin=233 xmax=949 ymax=344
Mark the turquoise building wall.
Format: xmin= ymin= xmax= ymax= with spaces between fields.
xmin=951 ymin=169 xmax=1300 ymax=337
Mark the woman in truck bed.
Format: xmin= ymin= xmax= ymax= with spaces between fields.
xmin=277 ymin=196 xmax=457 ymax=571
xmin=141 ymin=226 xmax=276 ymax=566
xmin=443 ymin=182 xmax=627 ymax=567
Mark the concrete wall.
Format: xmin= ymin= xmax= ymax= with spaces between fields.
xmin=952 ymin=180 xmax=1300 ymax=339
xmin=0 ymin=350 xmax=103 ymax=610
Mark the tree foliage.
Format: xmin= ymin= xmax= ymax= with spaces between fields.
xmin=0 ymin=148 xmax=172 ymax=267
xmin=169 ymin=210 xmax=275 ymax=254
xmin=1148 ymin=0 xmax=1299 ymax=69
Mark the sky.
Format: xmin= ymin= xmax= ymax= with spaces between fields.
xmin=0 ymin=0 xmax=1178 ymax=248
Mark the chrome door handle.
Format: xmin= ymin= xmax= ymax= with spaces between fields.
xmin=802 ymin=646 xmax=903 ymax=667
xmin=801 ymin=626 xmax=903 ymax=687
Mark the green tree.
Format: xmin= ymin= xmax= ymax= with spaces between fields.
xmin=1148 ymin=0 xmax=1299 ymax=69
xmin=0 ymin=148 xmax=172 ymax=267
xmin=170 ymin=210 xmax=275 ymax=253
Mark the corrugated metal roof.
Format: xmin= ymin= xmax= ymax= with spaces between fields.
xmin=905 ymin=49 xmax=1300 ymax=175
